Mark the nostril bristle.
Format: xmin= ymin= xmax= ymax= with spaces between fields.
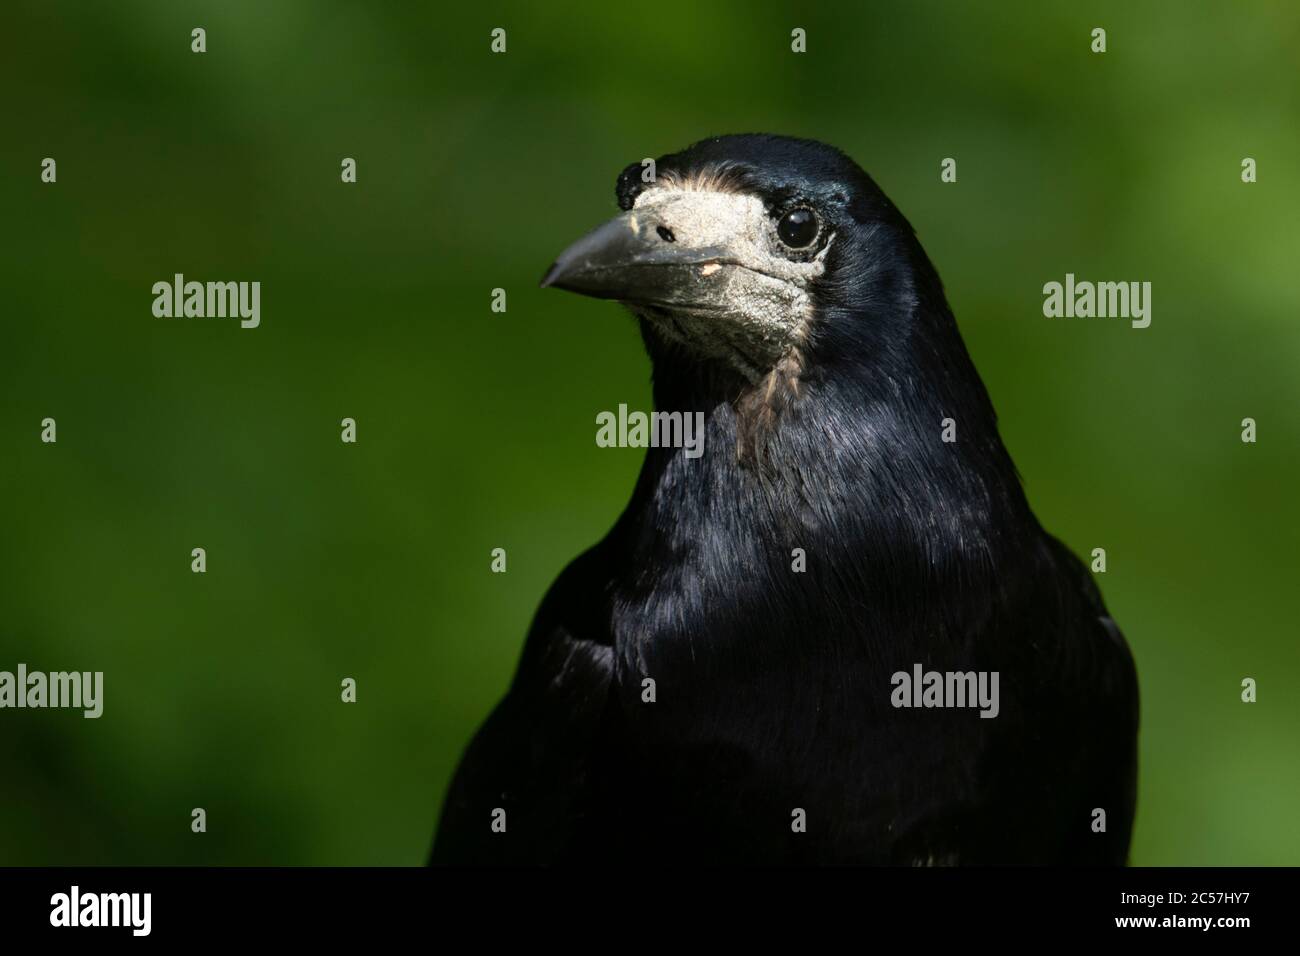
xmin=656 ymin=225 xmax=676 ymax=243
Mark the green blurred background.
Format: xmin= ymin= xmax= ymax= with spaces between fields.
xmin=1 ymin=1 xmax=1297 ymax=865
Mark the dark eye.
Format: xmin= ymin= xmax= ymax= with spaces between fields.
xmin=777 ymin=208 xmax=819 ymax=248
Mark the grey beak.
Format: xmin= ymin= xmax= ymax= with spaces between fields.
xmin=540 ymin=211 xmax=729 ymax=308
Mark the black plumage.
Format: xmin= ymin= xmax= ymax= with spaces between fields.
xmin=432 ymin=134 xmax=1138 ymax=865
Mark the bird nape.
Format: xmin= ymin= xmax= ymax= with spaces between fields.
xmin=431 ymin=134 xmax=1138 ymax=865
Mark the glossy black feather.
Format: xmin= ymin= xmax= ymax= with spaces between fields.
xmin=432 ymin=135 xmax=1138 ymax=865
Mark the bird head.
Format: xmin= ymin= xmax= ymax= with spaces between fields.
xmin=541 ymin=134 xmax=929 ymax=391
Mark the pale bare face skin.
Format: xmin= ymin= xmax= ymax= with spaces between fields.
xmin=626 ymin=187 xmax=833 ymax=380
xmin=542 ymin=183 xmax=834 ymax=384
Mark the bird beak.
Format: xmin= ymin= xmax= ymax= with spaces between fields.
xmin=539 ymin=210 xmax=735 ymax=311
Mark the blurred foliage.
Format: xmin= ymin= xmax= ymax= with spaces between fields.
xmin=0 ymin=0 xmax=1297 ymax=865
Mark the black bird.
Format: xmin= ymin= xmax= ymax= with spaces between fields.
xmin=432 ymin=134 xmax=1138 ymax=865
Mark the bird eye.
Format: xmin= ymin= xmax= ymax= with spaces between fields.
xmin=777 ymin=208 xmax=819 ymax=248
